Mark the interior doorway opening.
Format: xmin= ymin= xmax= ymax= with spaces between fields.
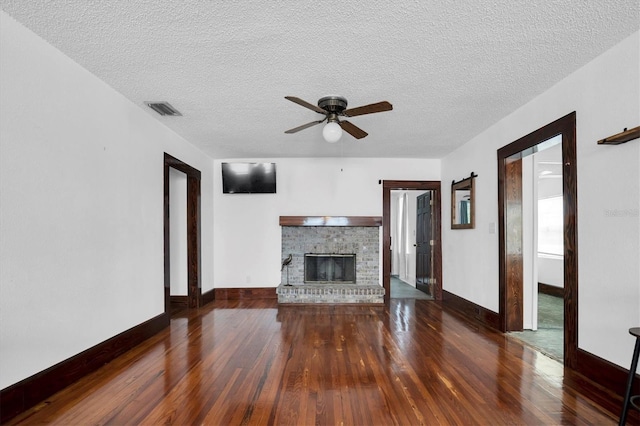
xmin=497 ymin=112 xmax=577 ymax=368
xmin=163 ymin=153 xmax=202 ymax=314
xmin=383 ymin=181 xmax=442 ymax=302
xmin=390 ymin=189 xmax=435 ymax=299
xmin=169 ymin=168 xmax=189 ymax=309
xmin=508 ymin=137 xmax=565 ymax=361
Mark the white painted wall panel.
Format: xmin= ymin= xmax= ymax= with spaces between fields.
xmin=212 ymin=158 xmax=440 ymax=288
xmin=0 ymin=12 xmax=214 ymax=389
xmin=538 ymin=255 xmax=563 ymax=288
xmin=169 ymin=169 xmax=188 ymax=296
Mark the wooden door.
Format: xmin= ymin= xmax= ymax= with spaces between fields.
xmin=416 ymin=192 xmax=432 ymax=295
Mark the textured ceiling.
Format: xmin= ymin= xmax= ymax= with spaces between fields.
xmin=1 ymin=1 xmax=638 ymax=159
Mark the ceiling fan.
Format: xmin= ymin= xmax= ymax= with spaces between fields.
xmin=284 ymin=96 xmax=393 ymax=143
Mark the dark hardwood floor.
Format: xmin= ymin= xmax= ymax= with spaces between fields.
xmin=8 ymin=299 xmax=634 ymax=425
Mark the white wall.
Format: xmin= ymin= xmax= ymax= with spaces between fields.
xmin=213 ymin=158 xmax=440 ymax=287
xmin=390 ymin=192 xmax=401 ymax=276
xmin=538 ymin=255 xmax=563 ymax=288
xmin=522 ymin=155 xmax=538 ymax=329
xmin=442 ymin=32 xmax=640 ymax=368
xmin=0 ymin=12 xmax=215 ymax=389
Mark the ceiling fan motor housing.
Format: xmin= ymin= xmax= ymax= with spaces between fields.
xmin=318 ymin=96 xmax=348 ymax=114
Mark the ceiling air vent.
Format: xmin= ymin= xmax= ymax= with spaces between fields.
xmin=144 ymin=101 xmax=182 ymax=116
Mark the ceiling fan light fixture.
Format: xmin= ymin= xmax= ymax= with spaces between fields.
xmin=284 ymin=95 xmax=391 ymax=141
xmin=323 ymin=121 xmax=342 ymax=143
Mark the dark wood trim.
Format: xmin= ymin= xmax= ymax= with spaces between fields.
xmin=187 ymin=174 xmax=201 ymax=308
xmin=577 ymin=348 xmax=640 ymax=397
xmin=164 ymin=153 xmax=202 ymax=311
xmin=562 ymin=113 xmax=579 ymax=370
xmin=383 ymin=186 xmax=391 ymax=302
xmin=164 ymin=160 xmax=171 ymax=313
xmin=279 ymin=216 xmax=382 ymax=227
xmin=0 ymin=312 xmax=169 ymax=423
xmin=170 ymin=295 xmax=189 ymax=308
xmin=504 ymin=157 xmax=524 ymax=331
xmin=164 ymin=153 xmax=202 ymax=178
xmin=215 ymin=287 xmax=278 ymax=300
xmin=432 ymin=188 xmax=443 ymax=302
xmin=382 ymin=181 xmax=442 ymax=303
xmin=497 ymin=111 xmax=578 ymax=369
xmin=201 ymin=288 xmax=216 ymax=306
xmin=538 ymin=282 xmax=564 ymax=298
xmin=442 ymin=290 xmax=501 ymax=330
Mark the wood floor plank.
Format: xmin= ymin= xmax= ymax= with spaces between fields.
xmin=7 ymin=299 xmax=636 ymax=425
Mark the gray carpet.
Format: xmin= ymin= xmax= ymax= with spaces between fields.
xmin=510 ymin=293 xmax=563 ymax=361
xmin=390 ymin=276 xmax=433 ymax=299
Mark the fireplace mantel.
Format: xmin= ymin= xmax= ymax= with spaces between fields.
xmin=279 ymin=216 xmax=382 ymax=227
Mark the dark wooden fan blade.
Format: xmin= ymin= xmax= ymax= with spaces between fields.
xmin=343 ymin=101 xmax=393 ymax=117
xmin=285 ymin=96 xmax=326 ymax=114
xmin=284 ymin=119 xmax=325 ymax=134
xmin=340 ymin=121 xmax=368 ymax=139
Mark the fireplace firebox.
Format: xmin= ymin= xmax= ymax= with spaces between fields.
xmin=304 ymin=254 xmax=356 ymax=283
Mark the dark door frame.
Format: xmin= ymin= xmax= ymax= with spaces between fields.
xmin=497 ymin=111 xmax=578 ymax=368
xmin=164 ymin=153 xmax=202 ymax=311
xmin=382 ymin=180 xmax=442 ymax=302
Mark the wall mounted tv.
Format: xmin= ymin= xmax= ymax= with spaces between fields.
xmin=221 ymin=162 xmax=277 ymax=194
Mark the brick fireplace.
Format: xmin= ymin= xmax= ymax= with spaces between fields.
xmin=276 ymin=216 xmax=385 ymax=304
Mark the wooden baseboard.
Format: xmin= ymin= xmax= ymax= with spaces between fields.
xmin=215 ymin=287 xmax=277 ymax=300
xmin=0 ymin=312 xmax=169 ymax=423
xmin=577 ymin=348 xmax=640 ymax=396
xmin=441 ymin=290 xmax=500 ymax=330
xmin=201 ymin=288 xmax=215 ymax=306
xmin=538 ymin=282 xmax=563 ymax=298
xmin=170 ymin=295 xmax=189 ymax=308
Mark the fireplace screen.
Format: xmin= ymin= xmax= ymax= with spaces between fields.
xmin=304 ymin=254 xmax=356 ymax=283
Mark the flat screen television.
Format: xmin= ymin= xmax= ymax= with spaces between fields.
xmin=221 ymin=162 xmax=276 ymax=194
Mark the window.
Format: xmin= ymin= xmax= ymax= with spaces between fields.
xmin=538 ymin=196 xmax=563 ymax=256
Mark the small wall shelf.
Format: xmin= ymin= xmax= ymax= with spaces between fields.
xmin=597 ymin=126 xmax=640 ymax=145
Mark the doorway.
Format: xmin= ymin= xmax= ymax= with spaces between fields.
xmin=497 ymin=112 xmax=578 ymax=368
xmin=389 ymin=190 xmax=434 ymax=299
xmin=383 ymin=181 xmax=442 ymax=302
xmin=169 ymin=168 xmax=188 ymax=309
xmin=163 ymin=153 xmax=202 ymax=313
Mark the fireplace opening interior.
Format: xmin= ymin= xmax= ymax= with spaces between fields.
xmin=304 ymin=254 xmax=356 ymax=283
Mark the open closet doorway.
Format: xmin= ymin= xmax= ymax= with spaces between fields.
xmin=169 ymin=168 xmax=189 ymax=310
xmin=383 ymin=181 xmax=442 ymax=302
xmin=163 ymin=153 xmax=202 ymax=314
xmin=497 ymin=112 xmax=578 ymax=368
